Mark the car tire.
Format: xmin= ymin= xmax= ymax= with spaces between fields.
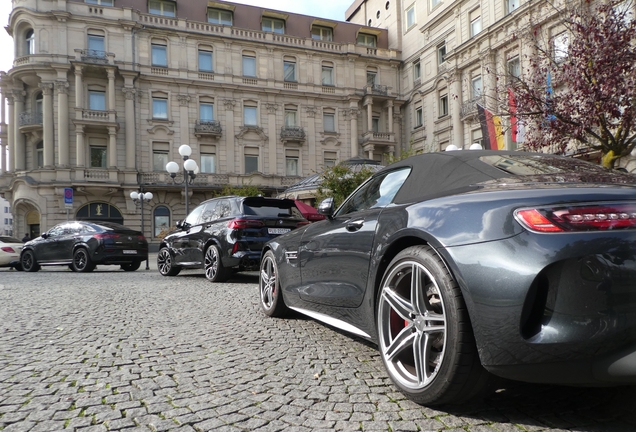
xmin=21 ymin=250 xmax=40 ymax=272
xmin=259 ymin=250 xmax=288 ymax=317
xmin=376 ymin=245 xmax=491 ymax=406
xmin=72 ymin=248 xmax=95 ymax=273
xmin=204 ymin=245 xmax=230 ymax=282
xmin=68 ymin=265 xmax=76 ymax=272
xmin=157 ymin=248 xmax=181 ymax=276
xmin=121 ymin=261 xmax=141 ymax=272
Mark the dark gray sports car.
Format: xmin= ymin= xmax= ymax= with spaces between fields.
xmin=259 ymin=150 xmax=636 ymax=405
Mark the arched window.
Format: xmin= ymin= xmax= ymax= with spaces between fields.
xmin=154 ymin=206 xmax=171 ymax=237
xmin=25 ymin=29 xmax=35 ymax=55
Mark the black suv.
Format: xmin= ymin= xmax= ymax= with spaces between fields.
xmin=157 ymin=196 xmax=308 ymax=282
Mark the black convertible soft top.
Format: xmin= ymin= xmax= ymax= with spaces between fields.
xmin=381 ymin=150 xmax=633 ymax=205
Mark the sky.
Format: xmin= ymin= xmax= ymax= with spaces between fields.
xmin=0 ymin=1 xmax=351 ymax=73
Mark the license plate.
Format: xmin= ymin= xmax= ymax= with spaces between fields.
xmin=268 ymin=228 xmax=290 ymax=235
xmin=123 ymin=250 xmax=137 ymax=254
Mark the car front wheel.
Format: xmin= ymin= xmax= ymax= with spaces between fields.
xmin=157 ymin=248 xmax=181 ymax=276
xmin=204 ymin=245 xmax=230 ymax=282
xmin=259 ymin=250 xmax=288 ymax=317
xmin=72 ymin=248 xmax=95 ymax=272
xmin=376 ymin=245 xmax=490 ymax=405
xmin=21 ymin=250 xmax=40 ymax=272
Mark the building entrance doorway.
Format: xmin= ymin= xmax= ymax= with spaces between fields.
xmin=26 ymin=210 xmax=40 ymax=239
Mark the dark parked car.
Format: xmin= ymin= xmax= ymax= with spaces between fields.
xmin=157 ymin=196 xmax=309 ymax=282
xmin=259 ymin=150 xmax=636 ymax=405
xmin=20 ymin=221 xmax=148 ymax=272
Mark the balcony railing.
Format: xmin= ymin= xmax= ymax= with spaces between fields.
xmin=19 ymin=111 xmax=43 ymax=126
xmin=364 ymin=84 xmax=389 ymax=96
xmin=460 ymin=96 xmax=485 ymax=119
xmin=140 ymin=171 xmax=229 ymax=185
xmin=280 ymin=126 xmax=306 ymax=142
xmin=80 ymin=49 xmax=108 ymax=64
xmin=194 ymin=120 xmax=222 ymax=137
xmin=362 ymin=131 xmax=395 ymax=144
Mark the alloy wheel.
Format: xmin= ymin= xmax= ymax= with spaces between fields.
xmin=377 ymin=260 xmax=447 ymax=390
xmin=260 ymin=254 xmax=277 ymax=309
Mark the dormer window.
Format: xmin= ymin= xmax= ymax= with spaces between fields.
xmin=84 ymin=0 xmax=113 ymax=6
xmin=262 ymin=17 xmax=285 ymax=34
xmin=312 ymin=26 xmax=333 ymax=41
xmin=208 ymin=8 xmax=233 ymax=25
xmin=85 ymin=0 xmax=114 ymax=5
xmin=149 ymin=0 xmax=176 ymax=17
xmin=357 ymin=33 xmax=377 ymax=47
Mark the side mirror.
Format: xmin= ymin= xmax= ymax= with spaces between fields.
xmin=317 ymin=197 xmax=335 ymax=219
xmin=41 ymin=233 xmax=49 ymax=239
xmin=175 ymin=220 xmax=184 ymax=230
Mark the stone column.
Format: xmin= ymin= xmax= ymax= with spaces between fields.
xmin=305 ymin=106 xmax=316 ymax=173
xmin=107 ymin=68 xmax=116 ymax=111
xmin=6 ymin=95 xmax=14 ymax=172
xmin=41 ymin=83 xmax=55 ymax=168
xmin=76 ymin=124 xmax=85 ymax=167
xmin=56 ymin=81 xmax=69 ymax=166
xmin=74 ymin=65 xmax=83 ymax=108
xmin=223 ymin=99 xmax=236 ymax=173
xmin=123 ymin=87 xmax=136 ymax=169
xmin=349 ymin=108 xmax=359 ymax=158
xmin=0 ymin=92 xmax=5 ymax=174
xmin=365 ymin=97 xmax=373 ymax=132
xmin=177 ymin=94 xmax=190 ymax=150
xmin=449 ymin=68 xmax=464 ymax=148
xmin=13 ymin=89 xmax=25 ymax=171
xmin=265 ymin=103 xmax=278 ymax=175
xmin=108 ymin=126 xmax=117 ymax=168
xmin=387 ymin=100 xmax=394 ymax=134
xmin=224 ymin=41 xmax=233 ymax=74
xmin=393 ymin=113 xmax=402 ymax=158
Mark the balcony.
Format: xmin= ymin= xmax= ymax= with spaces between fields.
xmin=19 ymin=111 xmax=43 ymax=127
xmin=19 ymin=111 xmax=43 ymax=136
xmin=74 ymin=109 xmax=118 ymax=129
xmin=460 ymin=96 xmax=485 ymax=120
xmin=194 ymin=120 xmax=222 ymax=138
xmin=362 ymin=131 xmax=395 ymax=146
xmin=73 ymin=49 xmax=115 ymax=66
xmin=80 ymin=49 xmax=108 ymax=64
xmin=280 ymin=126 xmax=306 ymax=143
xmin=364 ymin=84 xmax=389 ymax=96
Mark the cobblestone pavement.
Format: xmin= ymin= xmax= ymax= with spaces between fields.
xmin=1 ymin=258 xmax=636 ymax=432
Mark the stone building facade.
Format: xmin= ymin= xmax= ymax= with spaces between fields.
xmin=346 ymin=0 xmax=636 ymax=168
xmin=0 ymin=0 xmax=401 ymax=244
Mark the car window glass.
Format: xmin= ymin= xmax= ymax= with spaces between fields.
xmin=200 ymin=201 xmax=219 ymax=223
xmin=337 ymin=168 xmax=411 ymax=216
xmin=48 ymin=225 xmax=65 ymax=237
xmin=0 ymin=236 xmax=21 ymax=243
xmin=217 ymin=200 xmax=231 ymax=218
xmin=184 ymin=204 xmax=205 ymax=225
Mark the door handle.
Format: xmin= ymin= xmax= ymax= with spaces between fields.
xmin=346 ymin=219 xmax=364 ymax=232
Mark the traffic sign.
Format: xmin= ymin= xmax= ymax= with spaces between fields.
xmin=64 ymin=187 xmax=73 ymax=209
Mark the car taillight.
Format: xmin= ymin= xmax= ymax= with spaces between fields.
xmin=137 ymin=235 xmax=146 ymax=242
xmin=296 ymin=221 xmax=311 ymax=227
xmin=94 ymin=233 xmax=119 ymax=239
xmin=515 ymin=203 xmax=636 ymax=232
xmin=1 ymin=247 xmax=15 ymax=253
xmin=228 ymin=219 xmax=264 ymax=229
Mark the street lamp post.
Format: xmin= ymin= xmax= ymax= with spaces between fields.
xmin=130 ymin=190 xmax=153 ymax=270
xmin=166 ymin=144 xmax=199 ymax=216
